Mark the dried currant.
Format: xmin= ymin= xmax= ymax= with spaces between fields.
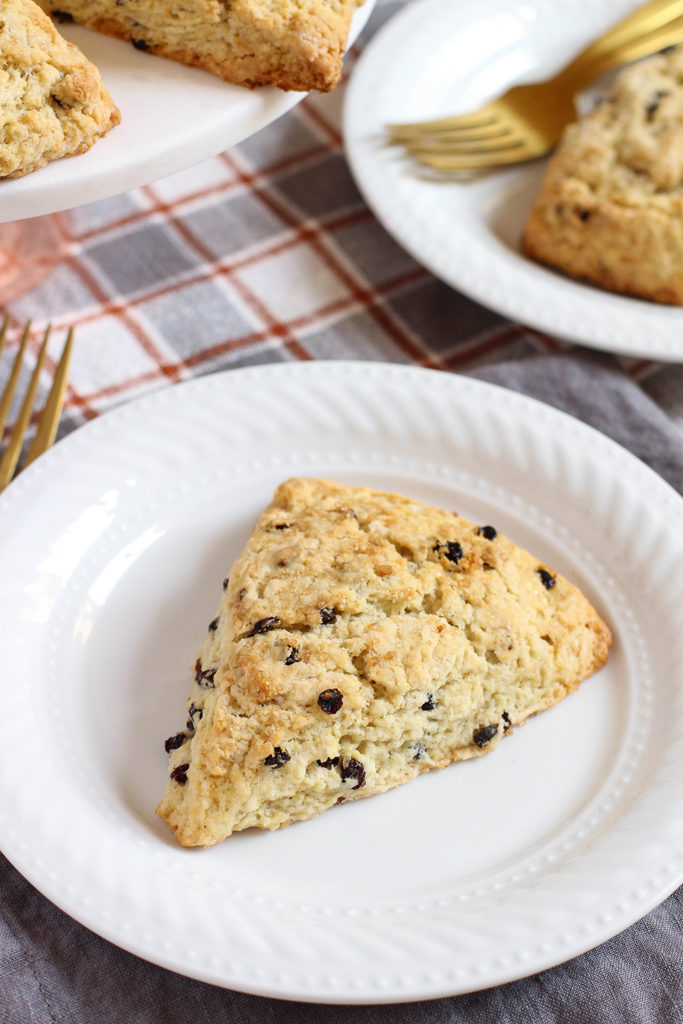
xmin=477 ymin=525 xmax=497 ymax=540
xmin=421 ymin=694 xmax=437 ymax=711
xmin=412 ymin=744 xmax=426 ymax=761
xmin=131 ymin=37 xmax=149 ymax=50
xmin=473 ymin=724 xmax=498 ymax=748
xmin=284 ymin=646 xmax=300 ymax=665
xmin=537 ymin=569 xmax=556 ymax=590
xmin=208 ymin=617 xmax=219 ymax=632
xmin=320 ymin=607 xmax=337 ymax=625
xmin=317 ymin=688 xmax=343 ymax=714
xmin=164 ymin=732 xmax=186 ymax=753
xmin=646 ymin=89 xmax=669 ymax=120
xmin=273 ymin=523 xmax=291 ymax=530
xmin=250 ymin=616 xmax=280 ymax=635
xmin=184 ymin=708 xmax=202 ymax=733
xmin=317 ymin=757 xmax=340 ymax=770
xmin=194 ymin=660 xmax=216 ymax=688
xmin=264 ymin=747 xmax=290 ymax=769
xmin=170 ymin=763 xmax=189 ymax=784
xmin=222 ymin=576 xmax=229 ymax=590
xmin=502 ymin=711 xmax=512 ymax=732
xmin=434 ymin=541 xmax=463 ymax=564
xmin=341 ymin=758 xmax=366 ymax=790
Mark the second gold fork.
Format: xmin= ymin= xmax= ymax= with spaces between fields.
xmin=0 ymin=317 xmax=74 ymax=492
xmin=386 ymin=0 xmax=683 ymax=173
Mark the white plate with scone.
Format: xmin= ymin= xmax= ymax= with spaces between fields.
xmin=0 ymin=362 xmax=682 ymax=1002
xmin=0 ymin=0 xmax=375 ymax=222
xmin=344 ymin=0 xmax=683 ymax=362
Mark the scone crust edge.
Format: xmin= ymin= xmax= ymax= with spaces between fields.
xmin=38 ymin=0 xmax=363 ymax=91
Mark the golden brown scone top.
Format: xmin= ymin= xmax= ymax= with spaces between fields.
xmin=35 ymin=0 xmax=364 ymax=91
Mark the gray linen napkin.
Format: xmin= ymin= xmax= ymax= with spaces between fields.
xmin=2 ymin=354 xmax=682 ymax=1024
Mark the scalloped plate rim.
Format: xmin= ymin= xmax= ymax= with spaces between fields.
xmin=0 ymin=362 xmax=682 ymax=1003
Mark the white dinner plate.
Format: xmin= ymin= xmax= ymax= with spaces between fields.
xmin=0 ymin=2 xmax=375 ymax=223
xmin=1 ymin=362 xmax=682 ymax=1003
xmin=343 ymin=0 xmax=683 ymax=362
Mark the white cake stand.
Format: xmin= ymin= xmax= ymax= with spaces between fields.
xmin=0 ymin=1 xmax=375 ymax=223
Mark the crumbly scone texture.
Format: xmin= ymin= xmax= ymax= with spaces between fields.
xmin=0 ymin=0 xmax=119 ymax=178
xmin=157 ymin=478 xmax=612 ymax=847
xmin=522 ymin=45 xmax=683 ymax=304
xmin=38 ymin=0 xmax=363 ymax=92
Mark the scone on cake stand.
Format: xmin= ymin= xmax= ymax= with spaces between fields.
xmin=0 ymin=0 xmax=120 ymax=300
xmin=0 ymin=0 xmax=375 ymax=223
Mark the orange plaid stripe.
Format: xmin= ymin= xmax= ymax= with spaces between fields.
xmin=3 ymin=0 xmax=679 ymax=443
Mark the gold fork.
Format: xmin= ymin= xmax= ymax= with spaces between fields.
xmin=386 ymin=0 xmax=683 ymax=174
xmin=0 ymin=316 xmax=74 ymax=493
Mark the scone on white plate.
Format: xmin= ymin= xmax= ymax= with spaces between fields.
xmin=38 ymin=0 xmax=365 ymax=92
xmin=157 ymin=478 xmax=611 ymax=846
xmin=523 ymin=45 xmax=683 ymax=304
xmin=1 ymin=0 xmax=119 ymax=178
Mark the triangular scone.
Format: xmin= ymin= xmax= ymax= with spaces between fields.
xmin=157 ymin=478 xmax=611 ymax=846
xmin=522 ymin=46 xmax=683 ymax=304
xmin=1 ymin=0 xmax=119 ymax=178
xmin=37 ymin=0 xmax=364 ymax=92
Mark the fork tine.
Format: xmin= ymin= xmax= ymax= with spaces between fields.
xmin=406 ymin=135 xmax=524 ymax=156
xmin=0 ymin=320 xmax=31 ymax=439
xmin=387 ymin=108 xmax=500 ymax=137
xmin=413 ymin=146 xmax=537 ymax=172
xmin=403 ymin=123 xmax=515 ymax=145
xmin=0 ymin=324 xmax=51 ymax=492
xmin=24 ymin=328 xmax=74 ymax=469
xmin=0 ymin=315 xmax=9 ymax=364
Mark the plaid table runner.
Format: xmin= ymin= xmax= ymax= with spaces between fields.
xmin=1 ymin=1 xmax=682 ymax=1021
xmin=3 ymin=0 xmax=683 ymax=436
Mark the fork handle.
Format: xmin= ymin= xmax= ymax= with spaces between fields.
xmin=569 ymin=17 xmax=683 ymax=89
xmin=564 ymin=0 xmax=683 ymax=81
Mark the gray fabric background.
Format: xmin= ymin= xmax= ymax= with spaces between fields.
xmin=2 ymin=354 xmax=682 ymax=1023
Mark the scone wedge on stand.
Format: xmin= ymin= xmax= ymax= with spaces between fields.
xmin=35 ymin=0 xmax=365 ymax=92
xmin=2 ymin=0 xmax=363 ymax=180
xmin=0 ymin=0 xmax=119 ymax=178
xmin=157 ymin=478 xmax=611 ymax=847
